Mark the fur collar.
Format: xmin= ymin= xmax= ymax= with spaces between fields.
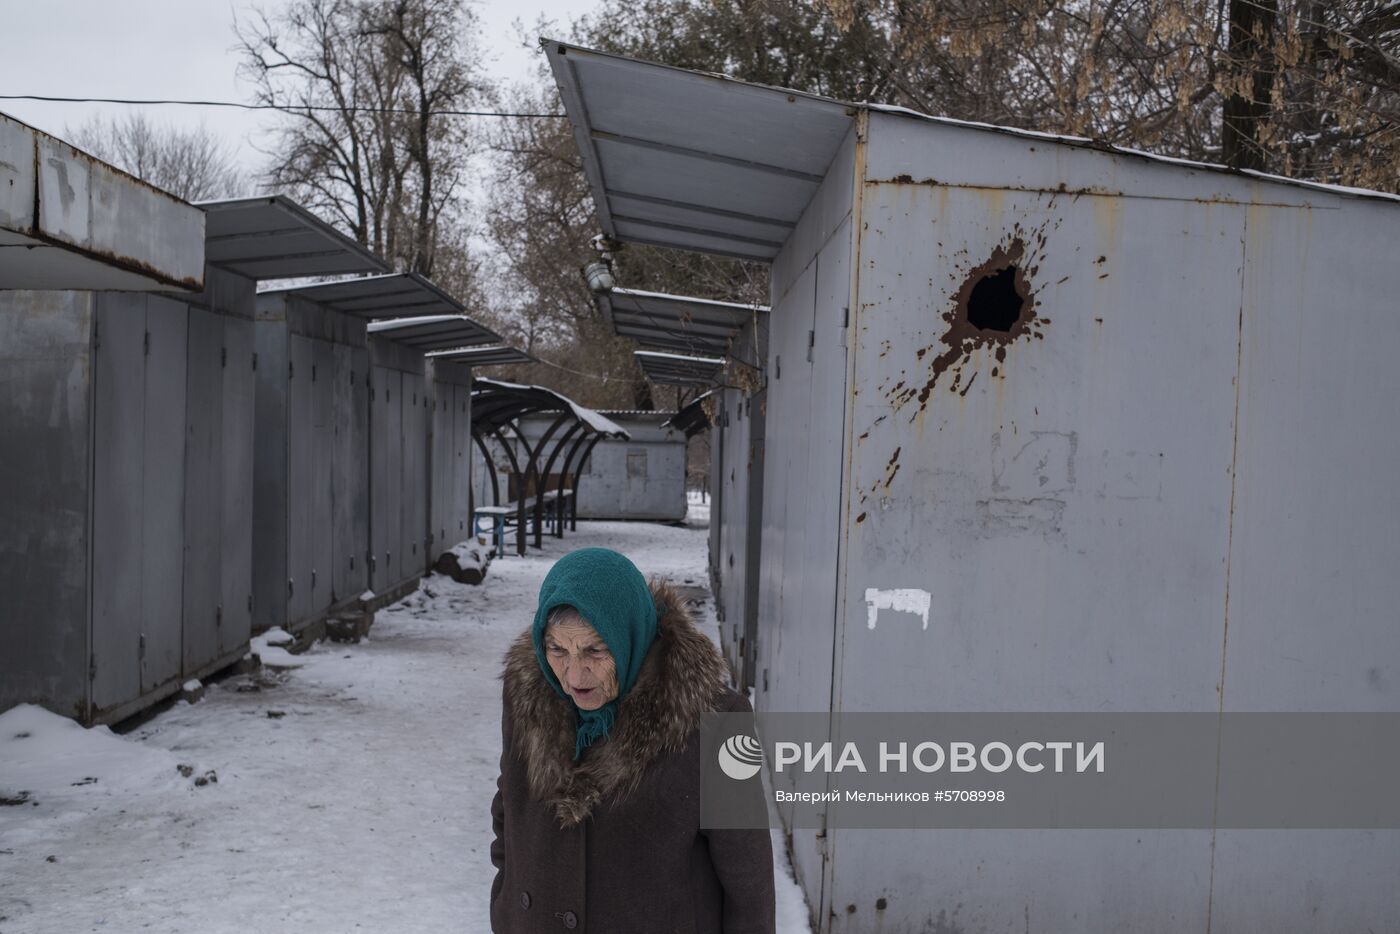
xmin=502 ymin=579 xmax=729 ymax=827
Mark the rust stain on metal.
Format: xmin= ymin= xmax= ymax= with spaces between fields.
xmin=881 ymin=446 xmax=902 ymax=488
xmin=881 ymin=227 xmax=1050 ymax=425
xmin=21 ymin=227 xmax=204 ymax=291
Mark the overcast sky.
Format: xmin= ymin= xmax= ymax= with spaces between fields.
xmin=0 ymin=0 xmax=600 ymax=174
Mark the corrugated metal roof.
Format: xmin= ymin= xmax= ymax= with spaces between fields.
xmin=428 ymin=345 xmax=535 ymax=366
xmin=366 ymin=314 xmax=501 ymax=351
xmin=199 ymin=196 xmax=390 ymax=280
xmin=545 ymin=40 xmax=853 ymax=263
xmin=258 ymin=272 xmax=476 ymax=321
xmin=600 ymin=287 xmax=767 ymax=357
xmin=635 ymin=349 xmax=725 ymax=386
xmin=545 ymin=40 xmax=1400 ymax=263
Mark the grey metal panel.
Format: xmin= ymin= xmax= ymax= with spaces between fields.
xmin=453 ymin=384 xmax=473 ymax=541
xmin=0 ymin=291 xmax=94 ymax=717
xmin=182 ymin=307 xmax=223 ymax=673
xmin=370 ymin=366 xmax=404 ymax=590
xmin=220 ymin=315 xmax=255 ymax=654
xmin=429 ymin=374 xmax=454 ymax=557
xmin=91 ymin=294 xmax=146 ymax=713
xmin=1 ymin=114 xmax=205 ymax=291
xmin=311 ymin=338 xmax=335 ymax=614
xmin=139 ymin=296 xmax=187 ymax=694
xmin=707 ymin=396 xmax=724 ymax=610
xmin=331 ymin=344 xmax=356 ymax=601
xmin=1203 ymin=200 xmax=1400 ymax=928
xmin=350 ymin=347 xmax=371 ymax=595
xmin=369 ymin=365 xmax=389 ymax=592
xmin=717 ymin=390 xmax=747 ymax=676
xmin=286 ymin=334 xmax=314 ymax=624
xmin=252 ymin=317 xmax=289 ymax=631
xmin=400 ymin=371 xmax=427 ymax=577
xmin=740 ymin=388 xmax=766 ymax=693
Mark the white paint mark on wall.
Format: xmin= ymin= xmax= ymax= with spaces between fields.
xmin=863 ymin=588 xmax=931 ymax=630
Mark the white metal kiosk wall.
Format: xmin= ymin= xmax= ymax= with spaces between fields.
xmin=519 ymin=411 xmax=688 ymax=521
xmin=548 ymin=43 xmax=1400 ymax=933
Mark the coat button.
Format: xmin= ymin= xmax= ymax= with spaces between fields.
xmin=519 ymin=891 xmax=531 ymax=909
xmin=561 ymin=910 xmax=578 ymax=929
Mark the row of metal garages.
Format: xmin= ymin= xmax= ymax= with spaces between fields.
xmin=548 ymin=41 xmax=1400 ymax=934
xmin=1 ymin=113 xmax=531 ymax=725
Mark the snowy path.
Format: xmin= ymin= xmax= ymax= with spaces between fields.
xmin=0 ymin=516 xmax=810 ymax=933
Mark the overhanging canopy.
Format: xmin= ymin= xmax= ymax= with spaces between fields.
xmin=258 ymin=273 xmax=482 ymax=323
xmin=429 ymin=345 xmax=535 ymax=367
xmin=544 ymin=39 xmax=854 ymax=262
xmin=367 ymin=314 xmax=501 ymax=351
xmin=635 ymin=350 xmax=725 ymax=386
xmin=600 ymin=288 xmax=766 ymax=357
xmin=199 ymin=196 xmax=389 ymax=280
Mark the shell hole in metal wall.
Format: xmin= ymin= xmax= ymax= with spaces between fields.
xmin=966 ymin=265 xmax=1026 ymax=333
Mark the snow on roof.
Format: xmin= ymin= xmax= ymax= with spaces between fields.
xmin=473 ymin=376 xmax=630 ymax=437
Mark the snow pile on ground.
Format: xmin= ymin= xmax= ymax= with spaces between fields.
xmin=434 ymin=539 xmax=494 ymax=584
xmin=250 ymin=626 xmax=304 ymax=668
xmin=0 ymin=515 xmax=810 ymax=934
xmin=447 ymin=540 xmax=492 ymax=570
xmin=0 ymin=705 xmax=192 ymax=811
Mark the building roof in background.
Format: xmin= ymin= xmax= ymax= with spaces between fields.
xmin=472 ymin=376 xmax=630 ymax=438
xmin=599 ymin=287 xmax=766 ymax=358
xmin=199 ymin=196 xmax=390 ymax=280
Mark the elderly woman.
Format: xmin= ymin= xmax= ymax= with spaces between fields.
xmin=490 ymin=547 xmax=774 ymax=933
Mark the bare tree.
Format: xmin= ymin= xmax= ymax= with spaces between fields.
xmin=236 ymin=0 xmax=491 ymax=276
xmin=67 ymin=113 xmax=247 ymax=201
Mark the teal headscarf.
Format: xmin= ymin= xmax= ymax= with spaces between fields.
xmin=531 ymin=548 xmax=659 ymax=759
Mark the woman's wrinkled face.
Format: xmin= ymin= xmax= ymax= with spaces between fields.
xmin=544 ymin=618 xmax=618 ymax=710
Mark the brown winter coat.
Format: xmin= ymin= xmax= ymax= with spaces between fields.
xmin=489 ymin=581 xmax=775 ymax=934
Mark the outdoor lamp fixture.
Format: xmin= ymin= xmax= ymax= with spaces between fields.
xmin=582 ymin=259 xmax=614 ymax=294
xmin=581 ymin=233 xmax=620 ymax=294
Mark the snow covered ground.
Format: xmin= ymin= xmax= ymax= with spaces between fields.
xmin=0 ymin=512 xmax=810 ymax=934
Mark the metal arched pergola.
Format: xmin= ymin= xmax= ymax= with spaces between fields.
xmin=470 ymin=378 xmax=629 ymax=556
